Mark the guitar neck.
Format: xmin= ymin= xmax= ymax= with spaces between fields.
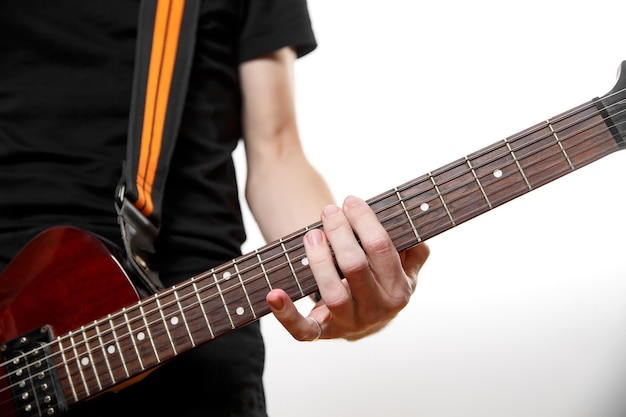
xmin=376 ymin=97 xmax=625 ymax=251
xmin=53 ymin=70 xmax=626 ymax=406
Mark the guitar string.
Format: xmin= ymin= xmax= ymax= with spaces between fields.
xmin=4 ymin=120 xmax=620 ymax=406
xmin=59 ymin=105 xmax=626 ymax=392
xmin=0 ymin=92 xmax=624 ymax=403
xmin=0 ymin=94 xmax=624 ymax=400
xmin=1 ymin=111 xmax=620 ymax=410
xmin=0 ymin=98 xmax=624 ymax=403
xmin=0 ymin=115 xmax=616 ymax=408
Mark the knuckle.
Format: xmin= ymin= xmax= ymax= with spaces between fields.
xmin=338 ymin=251 xmax=369 ymax=277
xmin=361 ymin=233 xmax=393 ymax=256
xmin=324 ymin=292 xmax=352 ymax=314
xmin=389 ymin=285 xmax=412 ymax=309
xmin=306 ymin=251 xmax=328 ymax=269
xmin=360 ymin=309 xmax=385 ymax=327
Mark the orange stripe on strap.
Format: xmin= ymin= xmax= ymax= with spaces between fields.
xmin=135 ymin=0 xmax=185 ymax=217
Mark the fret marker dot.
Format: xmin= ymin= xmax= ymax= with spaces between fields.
xmin=107 ymin=345 xmax=116 ymax=355
xmin=80 ymin=357 xmax=90 ymax=366
xmin=236 ymin=306 xmax=245 ymax=316
xmin=493 ymin=169 xmax=503 ymax=178
xmin=223 ymin=271 xmax=231 ymax=280
xmin=302 ymin=257 xmax=309 ymax=266
xmin=136 ymin=332 xmax=145 ymax=341
xmin=170 ymin=316 xmax=179 ymax=326
xmin=420 ymin=203 xmax=429 ymax=212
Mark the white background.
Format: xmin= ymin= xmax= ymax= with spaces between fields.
xmin=234 ymin=1 xmax=626 ymax=416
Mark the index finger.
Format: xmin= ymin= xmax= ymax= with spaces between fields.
xmin=342 ymin=195 xmax=409 ymax=296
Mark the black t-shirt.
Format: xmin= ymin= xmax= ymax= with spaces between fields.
xmin=0 ymin=0 xmax=316 ymax=280
xmin=0 ymin=1 xmax=316 ymax=416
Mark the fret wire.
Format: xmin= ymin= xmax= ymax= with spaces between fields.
xmin=504 ymin=138 xmax=532 ymax=190
xmin=191 ymin=277 xmax=215 ymax=339
xmin=85 ymin=330 xmax=114 ymax=389
xmin=255 ymin=249 xmax=273 ymax=291
xmin=122 ymin=308 xmax=145 ymax=371
xmin=68 ymin=332 xmax=89 ymax=397
xmin=464 ymin=156 xmax=493 ymax=209
xmin=155 ymin=298 xmax=178 ymax=354
xmin=108 ymin=315 xmax=129 ymax=378
xmin=394 ymin=187 xmax=421 ymax=242
xmin=57 ymin=337 xmax=78 ymax=402
xmin=138 ymin=303 xmax=161 ymax=362
xmin=212 ymin=271 xmax=235 ymax=329
xmin=94 ymin=321 xmax=116 ymax=385
xmin=280 ymin=238 xmax=304 ymax=297
xmin=547 ymin=119 xmax=576 ymax=170
xmin=80 ymin=326 xmax=102 ymax=392
xmin=233 ymin=261 xmax=256 ymax=319
xmin=173 ymin=285 xmax=197 ymax=347
xmin=428 ymin=172 xmax=455 ymax=225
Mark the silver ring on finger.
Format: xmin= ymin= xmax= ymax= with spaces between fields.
xmin=307 ymin=316 xmax=322 ymax=341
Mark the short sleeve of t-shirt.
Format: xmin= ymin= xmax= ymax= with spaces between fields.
xmin=238 ymin=0 xmax=317 ymax=63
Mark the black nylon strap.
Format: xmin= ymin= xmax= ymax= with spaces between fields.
xmin=117 ymin=0 xmax=200 ymax=291
xmin=122 ymin=0 xmax=200 ymax=224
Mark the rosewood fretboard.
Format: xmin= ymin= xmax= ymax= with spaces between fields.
xmin=47 ymin=63 xmax=626 ymax=406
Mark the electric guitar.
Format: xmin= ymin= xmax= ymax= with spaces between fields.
xmin=1 ymin=61 xmax=625 ymax=417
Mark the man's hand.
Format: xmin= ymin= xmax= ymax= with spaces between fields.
xmin=266 ymin=195 xmax=430 ymax=341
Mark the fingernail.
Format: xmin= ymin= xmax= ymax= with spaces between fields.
xmin=323 ymin=204 xmax=339 ymax=218
xmin=267 ymin=294 xmax=284 ymax=311
xmin=344 ymin=195 xmax=362 ymax=208
xmin=306 ymin=229 xmax=324 ymax=246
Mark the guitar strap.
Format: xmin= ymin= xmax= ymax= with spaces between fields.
xmin=116 ymin=0 xmax=200 ymax=293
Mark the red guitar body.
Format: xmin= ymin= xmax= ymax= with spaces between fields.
xmin=0 ymin=227 xmax=140 ymax=416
